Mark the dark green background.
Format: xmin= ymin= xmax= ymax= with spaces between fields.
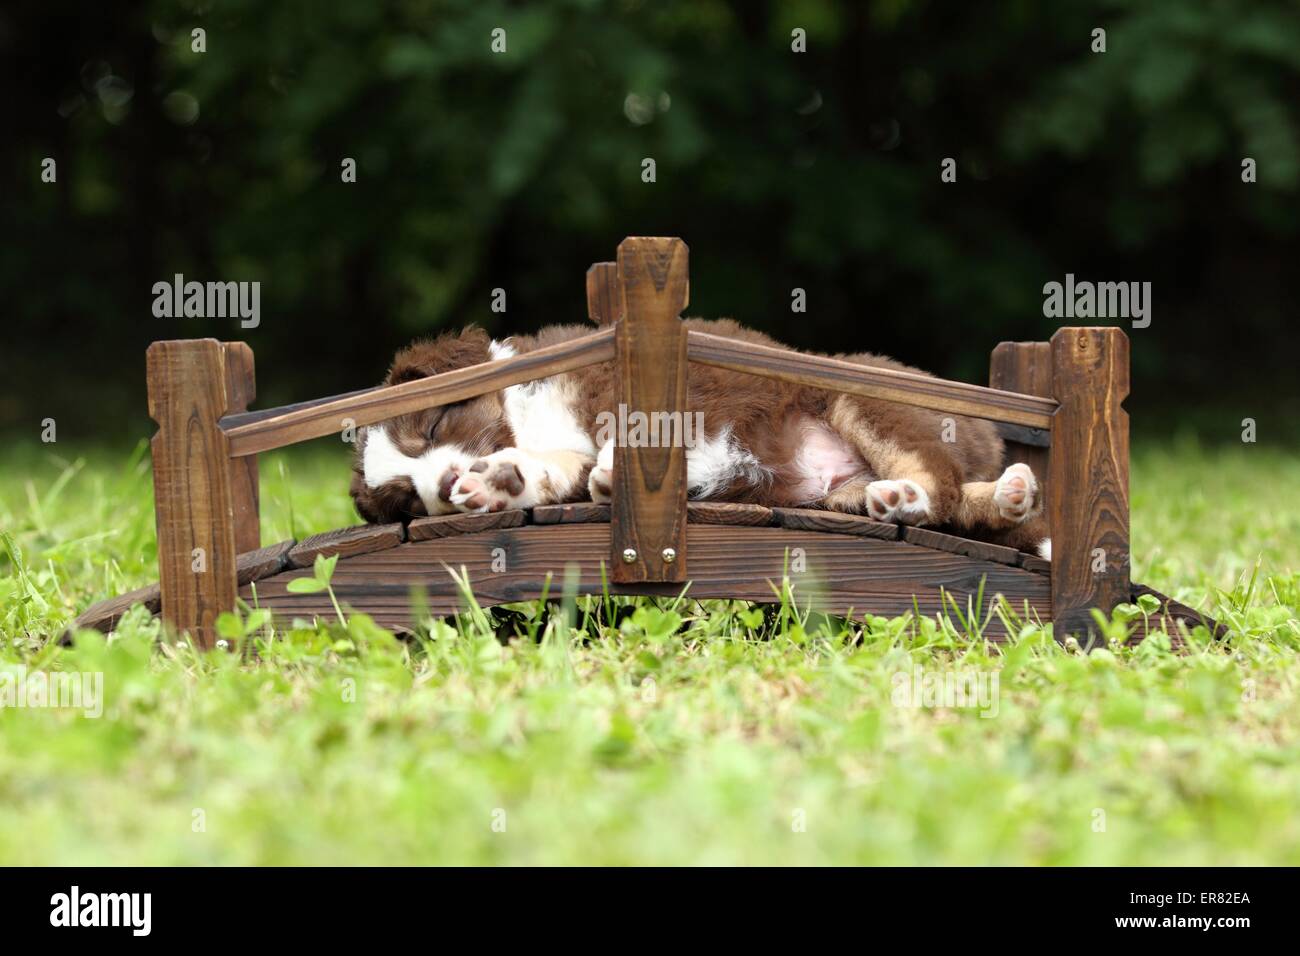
xmin=3 ymin=0 xmax=1298 ymax=442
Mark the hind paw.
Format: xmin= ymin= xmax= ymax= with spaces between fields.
xmin=865 ymin=479 xmax=931 ymax=525
xmin=993 ymin=463 xmax=1039 ymax=524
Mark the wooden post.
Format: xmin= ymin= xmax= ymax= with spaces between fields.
xmin=1047 ymin=327 xmax=1130 ymax=644
xmin=989 ymin=341 xmax=1053 ymax=480
xmin=146 ymin=339 xmax=239 ymax=648
xmin=586 ymin=262 xmax=622 ymax=327
xmin=222 ymin=342 xmax=260 ymax=553
xmin=610 ymin=237 xmax=689 ymax=584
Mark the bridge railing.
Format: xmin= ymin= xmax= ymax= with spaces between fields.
xmin=145 ymin=235 xmax=1127 ymax=647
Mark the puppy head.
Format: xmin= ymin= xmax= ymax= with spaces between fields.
xmin=350 ymin=327 xmax=515 ymax=523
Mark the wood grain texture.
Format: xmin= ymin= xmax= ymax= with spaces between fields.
xmin=1131 ymin=584 xmax=1228 ymax=641
xmin=70 ymin=583 xmax=162 ymax=635
xmin=772 ymin=507 xmax=899 ymax=540
xmin=69 ymin=540 xmax=291 ymax=637
xmin=287 ymin=523 xmax=405 ymax=568
xmin=240 ymin=524 xmax=1053 ymax=638
xmin=217 ymin=384 xmax=378 ymax=432
xmin=1018 ymin=553 xmax=1052 ymax=575
xmin=222 ymin=341 xmax=261 ymax=552
xmin=222 ymin=327 xmax=616 ymax=457
xmin=236 ymin=539 xmax=296 ymax=584
xmin=902 ymin=527 xmax=1022 ymax=566
xmin=610 ymin=237 xmax=690 ymax=583
xmin=1048 ymin=327 xmax=1130 ymax=642
xmin=408 ymin=510 xmax=526 ymax=540
xmin=586 ymin=262 xmax=622 ymax=327
xmin=147 ymin=339 xmax=239 ymax=648
xmin=989 ymin=343 xmax=1054 ymax=398
xmin=993 ymin=421 xmax=1051 ymax=448
xmin=1123 ymin=617 xmax=1185 ymax=649
xmin=531 ymin=502 xmax=611 ymax=524
xmin=688 ymin=501 xmax=774 ymax=526
xmin=688 ymin=330 xmax=1058 ymax=429
xmin=989 ymin=341 xmax=1053 ymax=480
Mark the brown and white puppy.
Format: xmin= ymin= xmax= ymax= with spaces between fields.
xmin=350 ymin=320 xmax=1050 ymax=555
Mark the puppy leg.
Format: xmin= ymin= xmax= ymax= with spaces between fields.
xmin=818 ymin=474 xmax=871 ymax=512
xmin=818 ymin=472 xmax=939 ymax=525
xmin=450 ymin=447 xmax=594 ymax=513
xmin=950 ymin=462 xmax=1041 ymax=532
xmin=824 ymin=397 xmax=965 ymax=525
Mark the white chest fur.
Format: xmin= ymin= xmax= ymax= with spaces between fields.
xmin=503 ymin=376 xmax=595 ymax=456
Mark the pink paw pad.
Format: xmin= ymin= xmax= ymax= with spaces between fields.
xmin=865 ymin=479 xmax=931 ymax=525
xmin=993 ymin=463 xmax=1038 ymax=523
xmin=451 ymin=459 xmax=526 ymax=513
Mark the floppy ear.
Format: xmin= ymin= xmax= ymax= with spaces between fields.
xmin=349 ymin=436 xmax=427 ymax=524
xmin=385 ymin=327 xmax=492 ymax=385
xmin=350 ymin=469 xmax=425 ymax=523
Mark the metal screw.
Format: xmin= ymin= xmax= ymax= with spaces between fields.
xmin=662 ymin=547 xmax=677 ymax=564
xmin=622 ymin=548 xmax=638 ymax=564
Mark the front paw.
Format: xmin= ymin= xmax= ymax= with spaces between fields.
xmin=434 ymin=466 xmax=463 ymax=510
xmin=450 ymin=452 xmax=529 ymax=513
xmin=865 ymin=479 xmax=931 ymax=525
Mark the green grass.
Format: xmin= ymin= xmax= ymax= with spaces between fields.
xmin=1 ymin=438 xmax=1297 ymax=865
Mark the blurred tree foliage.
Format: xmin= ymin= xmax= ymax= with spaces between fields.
xmin=2 ymin=0 xmax=1298 ymax=440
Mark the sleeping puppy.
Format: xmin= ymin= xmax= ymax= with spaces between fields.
xmin=350 ymin=320 xmax=1049 ymax=555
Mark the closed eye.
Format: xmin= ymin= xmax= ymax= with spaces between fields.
xmin=425 ymin=407 xmax=448 ymax=441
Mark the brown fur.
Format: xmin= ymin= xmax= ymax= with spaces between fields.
xmin=350 ymin=319 xmax=1046 ymax=552
xmin=349 ymin=329 xmax=512 ymax=522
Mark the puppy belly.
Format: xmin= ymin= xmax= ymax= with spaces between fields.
xmin=785 ymin=420 xmax=866 ymax=503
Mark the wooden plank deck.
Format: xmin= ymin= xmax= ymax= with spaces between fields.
xmin=68 ymin=502 xmax=1224 ymax=646
xmin=239 ymin=523 xmax=1052 ymax=638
